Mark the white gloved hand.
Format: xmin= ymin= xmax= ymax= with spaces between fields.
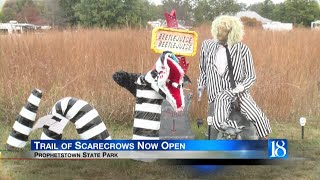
xmin=197 ymin=86 xmax=204 ymax=102
xmin=232 ymin=84 xmax=245 ymax=94
xmin=207 ymin=116 xmax=214 ymax=126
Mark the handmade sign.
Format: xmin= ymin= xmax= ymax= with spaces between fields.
xmin=151 ymin=27 xmax=198 ymax=57
xmin=159 ymin=91 xmax=195 ymax=139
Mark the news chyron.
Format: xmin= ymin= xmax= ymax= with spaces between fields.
xmin=23 ymin=139 xmax=289 ymax=162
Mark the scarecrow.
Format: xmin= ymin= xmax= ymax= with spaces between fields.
xmin=113 ymin=51 xmax=187 ymax=140
xmin=197 ymin=15 xmax=272 ymax=139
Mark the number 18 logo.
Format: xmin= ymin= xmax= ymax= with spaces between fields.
xmin=268 ymin=139 xmax=288 ymax=159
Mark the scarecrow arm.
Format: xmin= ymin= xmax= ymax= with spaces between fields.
xmin=198 ymin=41 xmax=208 ymax=89
xmin=241 ymin=45 xmax=256 ymax=90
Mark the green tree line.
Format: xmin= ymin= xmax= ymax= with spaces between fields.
xmin=248 ymin=0 xmax=320 ymax=27
xmin=0 ymin=0 xmax=319 ymax=27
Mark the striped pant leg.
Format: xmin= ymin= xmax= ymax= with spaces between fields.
xmin=133 ymin=77 xmax=163 ymax=140
xmin=239 ymin=94 xmax=272 ymax=137
xmin=211 ymin=91 xmax=236 ymax=131
xmin=7 ymin=89 xmax=42 ymax=149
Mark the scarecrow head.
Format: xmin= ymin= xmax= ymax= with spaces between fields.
xmin=146 ymin=51 xmax=185 ymax=112
xmin=211 ymin=15 xmax=244 ymax=46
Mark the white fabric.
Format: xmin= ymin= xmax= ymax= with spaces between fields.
xmin=74 ymin=109 xmax=99 ymax=129
xmin=7 ymin=135 xmax=27 ymax=148
xmin=79 ymin=122 xmax=107 ymax=140
xmin=133 ymin=118 xmax=160 ymax=130
xmin=132 ymin=134 xmax=160 ymax=140
xmin=215 ymin=45 xmax=228 ymax=75
xmin=40 ymin=132 xmax=55 ymax=140
xmin=20 ymin=107 xmax=37 ymax=121
xmin=136 ymin=89 xmax=163 ymax=99
xmin=155 ymin=56 xmax=169 ymax=86
xmin=65 ymin=100 xmax=88 ymax=119
xmin=13 ymin=121 xmax=32 ymax=135
xmin=27 ymin=94 xmax=41 ymax=106
xmin=135 ymin=103 xmax=162 ymax=114
xmin=32 ymin=115 xmax=59 ymax=131
xmin=232 ymin=84 xmax=245 ymax=94
xmin=48 ymin=115 xmax=70 ymax=134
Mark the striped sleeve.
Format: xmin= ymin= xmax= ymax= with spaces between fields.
xmin=241 ymin=45 xmax=256 ymax=90
xmin=198 ymin=41 xmax=207 ymax=89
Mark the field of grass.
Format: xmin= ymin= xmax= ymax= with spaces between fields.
xmin=0 ymin=25 xmax=320 ymax=179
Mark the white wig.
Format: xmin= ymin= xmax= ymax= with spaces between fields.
xmin=211 ymin=15 xmax=244 ymax=46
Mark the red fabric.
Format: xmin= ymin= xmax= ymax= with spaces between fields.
xmin=177 ymin=56 xmax=189 ymax=74
xmin=164 ymin=10 xmax=178 ymax=28
xmin=166 ymin=60 xmax=183 ymax=109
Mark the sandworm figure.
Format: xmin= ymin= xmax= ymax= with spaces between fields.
xmin=41 ymin=97 xmax=111 ymax=140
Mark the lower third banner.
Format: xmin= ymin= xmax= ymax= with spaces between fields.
xmin=17 ymin=139 xmax=288 ymax=160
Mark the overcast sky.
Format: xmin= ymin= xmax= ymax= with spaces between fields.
xmin=149 ymin=0 xmax=286 ymax=6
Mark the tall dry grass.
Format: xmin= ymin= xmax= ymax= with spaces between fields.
xmin=0 ymin=26 xmax=319 ymax=127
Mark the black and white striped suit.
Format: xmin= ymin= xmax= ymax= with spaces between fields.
xmin=198 ymin=39 xmax=272 ymax=137
xmin=41 ymin=97 xmax=111 ymax=140
xmin=133 ymin=75 xmax=165 ymax=140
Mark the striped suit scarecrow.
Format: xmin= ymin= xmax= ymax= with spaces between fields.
xmin=197 ymin=15 xmax=272 ymax=138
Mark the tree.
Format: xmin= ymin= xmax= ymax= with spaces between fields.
xmin=0 ymin=12 xmax=4 ymax=22
xmin=271 ymin=3 xmax=287 ymax=22
xmin=260 ymin=0 xmax=275 ymax=19
xmin=146 ymin=3 xmax=163 ymax=21
xmin=192 ymin=0 xmax=242 ymax=25
xmin=248 ymin=0 xmax=275 ymax=20
xmin=74 ymin=0 xmax=123 ymax=27
xmin=122 ymin=0 xmax=156 ymax=27
xmin=0 ymin=0 xmax=45 ymax=24
xmin=73 ymin=0 xmax=155 ymax=28
xmin=211 ymin=0 xmax=242 ymax=16
xmin=161 ymin=0 xmax=193 ymax=23
xmin=193 ymin=0 xmax=211 ymax=24
xmin=249 ymin=0 xmax=320 ymax=27
xmin=34 ymin=0 xmax=65 ymax=26
xmin=59 ymin=0 xmax=81 ymax=26
xmin=283 ymin=0 xmax=320 ymax=26
xmin=1 ymin=0 xmax=18 ymax=22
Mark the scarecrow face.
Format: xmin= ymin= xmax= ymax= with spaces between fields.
xmin=217 ymin=24 xmax=230 ymax=44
